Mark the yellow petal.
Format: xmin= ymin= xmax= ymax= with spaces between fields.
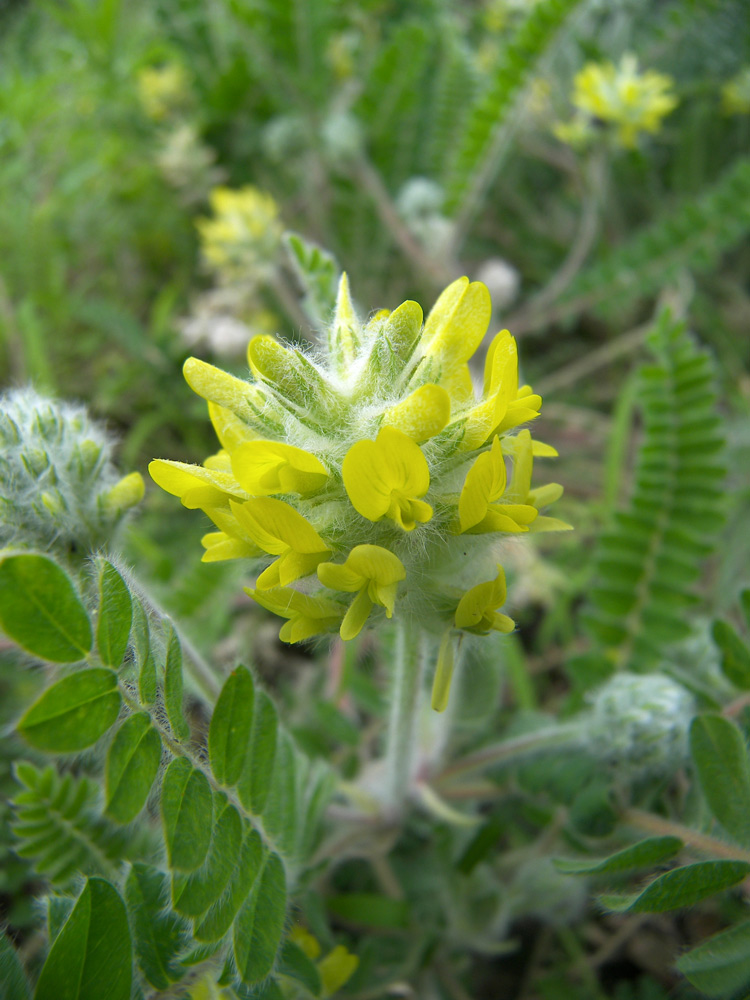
xmin=458 ymin=437 xmax=506 ymax=532
xmin=318 ymin=946 xmax=359 ymax=996
xmin=455 ymin=567 xmax=510 ymax=633
xmin=203 ymin=449 xmax=233 ymax=472
xmin=422 ymin=278 xmax=491 ymax=366
xmin=342 ymin=426 xmax=431 ymax=527
xmin=483 ymin=330 xmax=518 ymax=397
xmin=230 ymin=497 xmax=329 ymax=555
xmin=528 ymin=483 xmax=564 ymax=508
xmin=431 ymin=630 xmax=456 ymax=713
xmin=344 ymin=544 xmax=407 ymax=587
xmin=201 ymin=532 xmax=260 ymax=562
xmin=504 ymin=429 xmax=533 ymax=503
xmin=231 ymin=441 xmax=328 ymax=497
xmin=529 ymin=516 xmax=574 ymax=533
xmin=317 ymin=561 xmax=364 ymax=593
xmin=149 ymin=459 xmax=246 ymax=506
xmin=340 ymin=588 xmax=374 ymax=640
xmin=383 ymin=384 xmax=450 ymax=443
xmin=183 ymin=357 xmax=262 ymax=424
xmin=208 ymin=400 xmax=257 ymax=451
xmin=387 ymin=495 xmax=433 ymax=531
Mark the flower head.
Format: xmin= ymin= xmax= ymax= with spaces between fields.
xmin=151 ymin=273 xmax=569 ymax=697
xmin=557 ymin=54 xmax=677 ymax=149
xmin=137 ymin=64 xmax=191 ymax=122
xmin=197 ymin=186 xmax=283 ymax=284
xmin=722 ymin=67 xmax=750 ymax=115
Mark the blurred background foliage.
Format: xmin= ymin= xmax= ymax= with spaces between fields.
xmin=1 ymin=0 xmax=750 ymax=995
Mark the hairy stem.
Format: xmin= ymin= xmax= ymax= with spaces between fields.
xmin=384 ymin=623 xmax=424 ymax=811
xmin=621 ymin=808 xmax=750 ymax=864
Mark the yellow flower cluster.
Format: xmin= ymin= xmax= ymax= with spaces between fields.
xmin=722 ymin=67 xmax=750 ymax=115
xmin=150 ymin=275 xmax=570 ymax=706
xmin=196 ymin=186 xmax=283 ymax=285
xmin=137 ymin=64 xmax=191 ymax=122
xmin=556 ymin=54 xmax=678 ymax=149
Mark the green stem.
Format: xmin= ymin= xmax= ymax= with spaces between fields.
xmin=384 ymin=623 xmax=424 ymax=811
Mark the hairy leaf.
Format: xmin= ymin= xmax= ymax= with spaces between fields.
xmin=233 ymin=851 xmax=287 ymax=984
xmin=0 ymin=933 xmax=30 ymax=1000
xmin=163 ymin=621 xmax=189 ymax=741
xmin=194 ymin=828 xmax=264 ymax=942
xmin=690 ymin=714 xmax=750 ymax=847
xmin=172 ymin=796 xmax=243 ymax=917
xmin=237 ymin=689 xmax=278 ymax=815
xmin=278 ymin=939 xmax=322 ymax=996
xmin=676 ymin=919 xmax=750 ymax=997
xmin=34 ymin=877 xmax=132 ymax=1000
xmin=125 ymin=864 xmax=187 ymax=990
xmin=554 ymin=836 xmax=684 ymax=875
xmin=209 ymin=665 xmax=255 ymax=787
xmin=131 ymin=599 xmax=156 ymax=704
xmin=600 ymin=861 xmax=750 ymax=913
xmin=105 ymin=713 xmax=162 ymax=823
xmin=96 ymin=561 xmax=132 ymax=669
xmin=0 ymin=553 xmax=92 ymax=662
xmin=17 ymin=669 xmax=121 ymax=752
xmin=161 ymin=758 xmax=213 ymax=872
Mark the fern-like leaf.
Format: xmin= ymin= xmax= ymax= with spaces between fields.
xmin=582 ymin=310 xmax=726 ymax=669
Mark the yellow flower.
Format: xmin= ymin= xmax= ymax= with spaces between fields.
xmin=318 ymin=545 xmax=406 ymax=640
xmin=458 ymin=436 xmax=538 ymax=534
xmin=137 ymin=64 xmax=191 ymax=122
xmin=196 ymin=186 xmax=283 ymax=284
xmin=722 ymin=67 xmax=750 ymax=115
xmin=248 ymin=587 xmax=344 ymax=643
xmin=342 ymin=426 xmax=433 ymax=531
xmin=231 ymin=441 xmax=328 ymax=497
xmin=152 ymin=272 xmax=567 ymax=677
xmin=229 ymin=497 xmax=330 ymax=589
xmin=567 ymin=53 xmax=677 ymax=149
xmin=455 ymin=567 xmax=515 ymax=635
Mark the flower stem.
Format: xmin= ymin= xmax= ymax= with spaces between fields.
xmin=384 ymin=623 xmax=424 ymax=811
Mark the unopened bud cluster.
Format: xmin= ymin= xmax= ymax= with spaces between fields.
xmin=151 ymin=276 xmax=570 ymax=707
xmin=0 ymin=388 xmax=144 ymax=557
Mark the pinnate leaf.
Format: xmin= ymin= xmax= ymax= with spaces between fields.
xmin=209 ymin=665 xmax=255 ymax=786
xmin=237 ymin=689 xmax=278 ymax=815
xmin=0 ymin=553 xmax=92 ymax=662
xmin=690 ymin=714 xmax=750 ymax=847
xmin=599 ymin=861 xmax=750 ymax=913
xmin=125 ymin=864 xmax=187 ymax=990
xmin=233 ymin=851 xmax=287 ymax=984
xmin=194 ymin=828 xmax=264 ymax=942
xmin=17 ymin=668 xmax=121 ymax=752
xmin=106 ymin=713 xmax=162 ymax=823
xmin=554 ymin=836 xmax=683 ymax=875
xmin=172 ymin=796 xmax=243 ymax=917
xmin=161 ymin=758 xmax=213 ymax=872
xmin=34 ymin=877 xmax=132 ymax=1000
xmin=96 ymin=561 xmax=132 ymax=668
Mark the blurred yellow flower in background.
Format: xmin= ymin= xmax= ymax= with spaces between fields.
xmin=722 ymin=67 xmax=750 ymax=115
xmin=196 ymin=186 xmax=283 ymax=284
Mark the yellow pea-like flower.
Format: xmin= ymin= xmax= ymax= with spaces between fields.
xmin=383 ymin=384 xmax=451 ymax=443
xmin=230 ymin=497 xmax=330 ymax=589
xmin=231 ymin=441 xmax=328 ymax=497
xmin=318 ymin=544 xmax=406 ymax=640
xmin=458 ymin=437 xmax=538 ymax=534
xmin=342 ymin=426 xmax=433 ymax=531
xmin=152 ymin=270 xmax=568 ymax=676
xmin=247 ymin=586 xmax=345 ymax=643
xmin=148 ymin=459 xmax=247 ymax=511
xmin=455 ymin=567 xmax=515 ymax=635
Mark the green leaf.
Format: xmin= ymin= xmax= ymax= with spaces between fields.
xmin=599 ymin=861 xmax=750 ymax=913
xmin=163 ymin=622 xmax=189 ymax=741
xmin=0 ymin=554 xmax=92 ymax=662
xmin=194 ymin=828 xmax=264 ymax=942
xmin=0 ymin=933 xmax=30 ymax=1000
xmin=125 ymin=864 xmax=187 ymax=990
xmin=237 ymin=690 xmax=278 ymax=815
xmin=262 ymin=732 xmax=297 ymax=855
xmin=106 ymin=713 xmax=162 ymax=823
xmin=17 ymin=669 xmax=121 ymax=752
xmin=34 ymin=877 xmax=132 ymax=1000
xmin=131 ymin=599 xmax=156 ymax=704
xmin=327 ymin=894 xmax=410 ymax=929
xmin=676 ymin=919 xmax=750 ymax=997
xmin=554 ymin=837 xmax=684 ymax=876
xmin=172 ymin=797 xmax=243 ymax=917
xmin=96 ymin=562 xmax=132 ymax=669
xmin=278 ymin=939 xmax=321 ymax=996
xmin=233 ymin=852 xmax=287 ymax=984
xmin=161 ymin=758 xmax=213 ymax=872
xmin=712 ymin=619 xmax=750 ymax=689
xmin=690 ymin=714 xmax=750 ymax=847
xmin=209 ymin=665 xmax=255 ymax=787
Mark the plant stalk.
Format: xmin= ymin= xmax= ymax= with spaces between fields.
xmin=384 ymin=623 xmax=424 ymax=811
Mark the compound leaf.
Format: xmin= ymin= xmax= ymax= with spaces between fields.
xmin=161 ymin=758 xmax=212 ymax=872
xmin=96 ymin=561 xmax=132 ymax=669
xmin=105 ymin=713 xmax=162 ymax=823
